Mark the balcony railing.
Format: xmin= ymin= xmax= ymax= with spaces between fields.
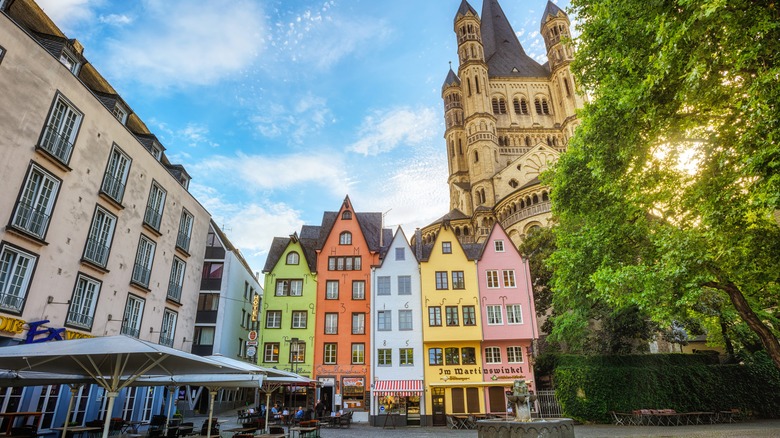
xmin=176 ymin=232 xmax=191 ymax=252
xmin=167 ymin=281 xmax=182 ymax=302
xmin=83 ymin=238 xmax=109 ymax=267
xmin=101 ymin=173 xmax=126 ymax=202
xmin=132 ymin=264 xmax=151 ymax=288
xmin=39 ymin=124 xmax=75 ymax=163
xmin=159 ymin=335 xmax=175 ymax=347
xmin=120 ymin=324 xmax=140 ymax=338
xmin=501 ymin=201 xmax=552 ymax=229
xmin=0 ymin=293 xmax=24 ymax=312
xmin=143 ymin=206 xmax=162 ymax=230
xmin=66 ymin=311 xmax=93 ymax=328
xmin=12 ymin=202 xmax=50 ymax=238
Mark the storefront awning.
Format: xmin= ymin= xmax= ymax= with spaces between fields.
xmin=373 ymin=379 xmax=423 ymax=397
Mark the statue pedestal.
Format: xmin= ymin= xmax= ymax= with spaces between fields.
xmin=476 ymin=418 xmax=575 ymax=438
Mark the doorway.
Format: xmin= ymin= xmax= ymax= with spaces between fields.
xmin=431 ymin=388 xmax=446 ymax=426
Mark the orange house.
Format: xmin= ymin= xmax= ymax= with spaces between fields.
xmin=313 ymin=196 xmax=388 ymax=417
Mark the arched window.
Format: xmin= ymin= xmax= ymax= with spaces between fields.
xmin=342 ymin=211 xmax=352 ymax=220
xmin=525 ymin=136 xmax=531 ymax=147
xmin=534 ymin=98 xmax=543 ymax=115
xmin=339 ymin=231 xmax=352 ymax=245
xmin=498 ymin=98 xmax=507 ymax=114
xmin=542 ymin=192 xmax=550 ymax=201
xmin=492 ymin=98 xmax=500 ymax=114
xmin=474 ymin=151 xmax=479 ymax=163
xmin=286 ymin=252 xmax=300 ymax=265
xmin=475 ymin=76 xmax=480 ymax=94
xmin=467 ymin=78 xmax=472 ymax=96
xmin=513 ymin=98 xmax=521 ymax=114
xmin=541 ymin=99 xmax=550 ymax=115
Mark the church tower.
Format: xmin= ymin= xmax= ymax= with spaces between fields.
xmin=425 ymin=0 xmax=583 ymax=248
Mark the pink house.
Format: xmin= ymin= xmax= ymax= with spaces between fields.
xmin=478 ymin=223 xmax=538 ymax=406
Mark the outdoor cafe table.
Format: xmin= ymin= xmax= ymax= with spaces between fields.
xmin=254 ymin=434 xmax=285 ymax=438
xmin=50 ymin=426 xmax=102 ymax=438
xmin=288 ymin=426 xmax=318 ymax=438
xmin=0 ymin=412 xmax=43 ymax=435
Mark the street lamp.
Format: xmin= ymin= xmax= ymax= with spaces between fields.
xmin=285 ymin=337 xmax=305 ymax=408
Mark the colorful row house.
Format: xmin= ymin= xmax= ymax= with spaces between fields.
xmin=261 ymin=198 xmax=537 ymax=426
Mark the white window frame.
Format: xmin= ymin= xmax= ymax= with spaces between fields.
xmin=12 ymin=164 xmax=60 ymax=239
xmin=399 ymin=348 xmax=414 ymax=366
xmin=395 ymin=247 xmax=405 ymax=260
xmin=160 ymin=309 xmax=177 ymax=347
xmin=507 ymin=304 xmax=523 ymax=324
xmin=485 ymin=346 xmax=501 ymax=364
xmin=377 ymin=310 xmax=391 ymax=331
xmin=286 ymin=252 xmax=299 ymax=265
xmin=177 ymin=210 xmax=193 ymax=252
xmin=325 ymin=313 xmax=338 ymax=334
xmin=398 ymin=275 xmax=412 ymax=295
xmin=132 ymin=235 xmax=156 ymax=288
xmin=494 ymin=240 xmax=505 ymax=252
xmin=352 ymin=280 xmax=365 ymax=299
xmin=486 ymin=270 xmax=500 ymax=288
xmin=275 ymin=279 xmax=303 ymax=296
xmin=83 ymin=206 xmax=116 ymax=267
xmin=0 ymin=244 xmax=36 ymax=312
xmin=503 ymin=270 xmax=516 ymax=288
xmin=59 ymin=49 xmax=80 ymax=74
xmin=112 ymin=104 xmax=128 ymax=124
xmin=264 ymin=343 xmax=279 ymax=362
xmin=143 ymin=182 xmax=166 ymax=230
xmin=339 ymin=231 xmax=352 ymax=245
xmin=121 ymin=294 xmax=144 ymax=338
xmin=325 ymin=280 xmax=339 ymax=299
xmin=265 ymin=311 xmax=281 ymax=329
xmin=486 ymin=305 xmax=503 ymax=325
xmin=377 ymin=348 xmax=392 ymax=366
xmin=66 ymin=274 xmax=100 ymax=329
xmin=398 ymin=309 xmax=413 ymax=331
xmin=291 ymin=310 xmax=307 ymax=329
xmin=324 ymin=343 xmax=337 ymax=364
xmin=39 ymin=93 xmax=82 ymax=164
xmin=507 ymin=346 xmax=524 ymax=363
xmin=352 ymin=313 xmax=366 ymax=334
xmin=351 ymin=343 xmax=365 ymax=364
xmin=101 ymin=145 xmax=131 ymax=203
xmin=377 ymin=276 xmax=391 ymax=295
xmin=167 ymin=257 xmax=186 ymax=302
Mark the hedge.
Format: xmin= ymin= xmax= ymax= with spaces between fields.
xmin=541 ymin=353 xmax=780 ymax=423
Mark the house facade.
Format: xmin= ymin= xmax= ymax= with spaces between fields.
xmin=369 ymin=228 xmax=425 ymax=426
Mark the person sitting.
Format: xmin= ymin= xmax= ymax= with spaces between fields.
xmin=270 ymin=404 xmax=280 ymax=423
xmin=294 ymin=407 xmax=305 ymax=420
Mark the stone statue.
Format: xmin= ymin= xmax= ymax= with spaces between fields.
xmin=506 ymin=379 xmax=537 ymax=422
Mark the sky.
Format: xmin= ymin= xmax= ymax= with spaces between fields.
xmin=34 ymin=0 xmax=571 ymax=276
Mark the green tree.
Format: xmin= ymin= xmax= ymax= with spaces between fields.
xmin=518 ymin=226 xmax=556 ymax=332
xmin=550 ymin=0 xmax=780 ymax=367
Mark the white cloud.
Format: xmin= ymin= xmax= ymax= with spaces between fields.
xmin=347 ymin=107 xmax=439 ymax=156
xmin=179 ymin=123 xmax=220 ymax=148
xmin=190 ymin=151 xmax=351 ymax=194
xmin=250 ymin=93 xmax=332 ymax=143
xmin=99 ymin=14 xmax=132 ymax=26
xmin=189 ymin=185 xmax=305 ymax=273
xmin=34 ymin=0 xmax=96 ymax=32
xmin=102 ymin=0 xmax=266 ymax=88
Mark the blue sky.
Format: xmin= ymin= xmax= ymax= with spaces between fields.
xmin=36 ymin=0 xmax=570 ymax=275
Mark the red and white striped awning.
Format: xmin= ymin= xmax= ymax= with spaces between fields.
xmin=373 ymin=380 xmax=423 ymax=397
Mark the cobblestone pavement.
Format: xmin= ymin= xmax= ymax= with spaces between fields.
xmin=191 ymin=410 xmax=780 ymax=438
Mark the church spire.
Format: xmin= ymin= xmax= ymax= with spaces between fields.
xmin=480 ymin=0 xmax=548 ymax=77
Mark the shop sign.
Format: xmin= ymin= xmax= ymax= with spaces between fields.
xmin=343 ymin=377 xmax=364 ymax=387
xmin=0 ymin=315 xmax=26 ymax=334
xmin=251 ymin=295 xmax=259 ymax=321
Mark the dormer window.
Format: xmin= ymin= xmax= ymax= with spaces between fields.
xmin=112 ymin=104 xmax=128 ymax=124
xmin=151 ymin=143 xmax=162 ymax=161
xmin=59 ymin=50 xmax=80 ymax=74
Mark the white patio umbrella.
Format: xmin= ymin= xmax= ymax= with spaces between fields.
xmin=203 ymin=356 xmax=313 ymax=433
xmin=0 ymin=336 xmax=243 ymax=438
xmin=132 ymin=373 xmax=266 ymax=438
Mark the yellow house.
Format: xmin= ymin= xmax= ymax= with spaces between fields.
xmin=420 ymin=224 xmax=484 ymax=426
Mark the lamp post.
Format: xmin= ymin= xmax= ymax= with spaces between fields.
xmin=285 ymin=337 xmax=304 ymax=408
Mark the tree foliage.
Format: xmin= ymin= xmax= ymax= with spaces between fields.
xmin=518 ymin=226 xmax=556 ymax=329
xmin=549 ymin=0 xmax=780 ymax=367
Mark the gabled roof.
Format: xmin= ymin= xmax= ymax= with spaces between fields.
xmin=540 ymin=1 xmax=566 ymax=32
xmin=481 ymin=0 xmax=549 ymax=77
xmin=262 ymin=237 xmax=290 ymax=273
xmin=454 ymin=0 xmax=479 ymax=22
xmin=442 ymin=68 xmax=461 ymax=91
xmin=478 ymin=222 xmax=525 ymax=260
xmin=417 ymin=224 xmax=484 ymax=262
xmin=314 ymin=198 xmax=387 ymax=253
xmin=209 ymin=219 xmax=257 ymax=280
xmin=378 ymin=227 xmax=418 ymax=268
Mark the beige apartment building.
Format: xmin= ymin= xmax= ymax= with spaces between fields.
xmin=0 ymin=0 xmax=209 ymax=349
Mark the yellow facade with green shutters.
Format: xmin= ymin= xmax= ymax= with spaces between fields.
xmin=259 ymin=237 xmax=317 ymax=378
xmin=420 ymin=225 xmax=485 ymax=415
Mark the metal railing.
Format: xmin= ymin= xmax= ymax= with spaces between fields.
xmin=101 ymin=173 xmax=126 ymax=202
xmin=167 ymin=282 xmax=182 ymax=302
xmin=39 ymin=124 xmax=74 ymax=163
xmin=120 ymin=324 xmax=140 ymax=338
xmin=132 ymin=264 xmax=151 ymax=287
xmin=535 ymin=390 xmax=563 ymax=418
xmin=176 ymin=232 xmax=190 ymax=252
xmin=143 ymin=206 xmax=162 ymax=230
xmin=501 ymin=201 xmax=552 ymax=229
xmin=12 ymin=202 xmax=50 ymax=238
xmin=0 ymin=293 xmax=23 ymax=312
xmin=66 ymin=311 xmax=93 ymax=328
xmin=83 ymin=238 xmax=109 ymax=267
xmin=159 ymin=335 xmax=175 ymax=347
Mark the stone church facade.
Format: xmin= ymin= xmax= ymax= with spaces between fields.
xmin=419 ymin=0 xmax=584 ymax=248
